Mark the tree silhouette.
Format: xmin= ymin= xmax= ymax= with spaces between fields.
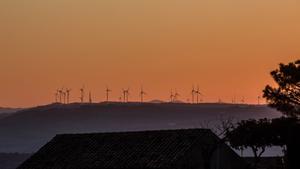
xmin=225 ymin=119 xmax=273 ymax=168
xmin=263 ymin=60 xmax=300 ymax=117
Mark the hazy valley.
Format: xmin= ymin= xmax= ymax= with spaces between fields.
xmin=0 ymin=103 xmax=281 ymax=154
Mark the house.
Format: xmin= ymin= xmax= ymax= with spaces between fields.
xmin=17 ymin=129 xmax=246 ymax=169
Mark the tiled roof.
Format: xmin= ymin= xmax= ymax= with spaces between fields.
xmin=17 ymin=129 xmax=230 ymax=169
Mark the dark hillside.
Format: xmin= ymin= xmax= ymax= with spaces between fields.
xmin=0 ymin=107 xmax=22 ymax=114
xmin=0 ymin=113 xmax=11 ymax=120
xmin=0 ymin=103 xmax=281 ymax=153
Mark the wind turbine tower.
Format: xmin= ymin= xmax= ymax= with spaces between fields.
xmin=232 ymin=95 xmax=236 ymax=104
xmin=174 ymin=89 xmax=180 ymax=102
xmin=218 ymin=98 xmax=222 ymax=103
xmin=140 ymin=86 xmax=146 ymax=103
xmin=195 ymin=86 xmax=202 ymax=104
xmin=66 ymin=88 xmax=71 ymax=104
xmin=54 ymin=90 xmax=59 ymax=103
xmin=62 ymin=90 xmax=66 ymax=104
xmin=89 ymin=91 xmax=92 ymax=103
xmin=125 ymin=88 xmax=129 ymax=102
xmin=106 ymin=87 xmax=111 ymax=102
xmin=122 ymin=88 xmax=129 ymax=103
xmin=191 ymin=86 xmax=196 ymax=104
xmin=122 ymin=89 xmax=126 ymax=102
xmin=58 ymin=88 xmax=63 ymax=103
xmin=80 ymin=86 xmax=85 ymax=103
xmin=241 ymin=97 xmax=245 ymax=104
xmin=170 ymin=90 xmax=174 ymax=103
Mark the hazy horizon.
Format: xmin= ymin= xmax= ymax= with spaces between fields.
xmin=1 ymin=0 xmax=299 ymax=107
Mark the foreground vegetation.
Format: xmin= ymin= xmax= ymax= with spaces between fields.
xmin=225 ymin=60 xmax=300 ymax=169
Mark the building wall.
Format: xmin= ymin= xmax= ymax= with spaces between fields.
xmin=210 ymin=144 xmax=246 ymax=169
xmin=175 ymin=145 xmax=206 ymax=169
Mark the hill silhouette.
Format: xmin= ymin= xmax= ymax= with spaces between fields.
xmin=0 ymin=107 xmax=21 ymax=114
xmin=0 ymin=107 xmax=21 ymax=120
xmin=0 ymin=102 xmax=281 ymax=153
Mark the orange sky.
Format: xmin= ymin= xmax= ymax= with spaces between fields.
xmin=1 ymin=0 xmax=300 ymax=107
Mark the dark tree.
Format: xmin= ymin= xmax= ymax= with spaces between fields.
xmin=263 ymin=60 xmax=300 ymax=169
xmin=225 ymin=119 xmax=273 ymax=168
xmin=271 ymin=117 xmax=298 ymax=147
xmin=271 ymin=117 xmax=299 ymax=169
xmin=286 ymin=123 xmax=300 ymax=169
xmin=263 ymin=60 xmax=300 ymax=117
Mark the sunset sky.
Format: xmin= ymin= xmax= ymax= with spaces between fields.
xmin=1 ymin=0 xmax=300 ymax=107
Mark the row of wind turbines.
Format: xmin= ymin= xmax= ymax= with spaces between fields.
xmin=54 ymin=85 xmax=203 ymax=104
xmin=54 ymin=88 xmax=72 ymax=104
xmin=54 ymin=86 xmax=262 ymax=104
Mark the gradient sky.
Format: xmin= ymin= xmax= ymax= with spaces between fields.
xmin=1 ymin=0 xmax=300 ymax=107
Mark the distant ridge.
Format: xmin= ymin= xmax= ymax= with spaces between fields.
xmin=0 ymin=107 xmax=22 ymax=114
xmin=149 ymin=99 xmax=165 ymax=103
xmin=0 ymin=102 xmax=281 ymax=153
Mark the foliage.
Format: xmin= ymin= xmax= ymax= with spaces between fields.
xmin=225 ymin=118 xmax=274 ymax=168
xmin=225 ymin=119 xmax=272 ymax=157
xmin=225 ymin=117 xmax=299 ymax=168
xmin=270 ymin=117 xmax=298 ymax=147
xmin=263 ymin=60 xmax=300 ymax=117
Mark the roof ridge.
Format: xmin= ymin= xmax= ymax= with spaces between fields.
xmin=55 ymin=128 xmax=212 ymax=137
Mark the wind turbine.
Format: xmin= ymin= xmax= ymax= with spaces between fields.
xmin=122 ymin=88 xmax=129 ymax=103
xmin=191 ymin=86 xmax=196 ymax=104
xmin=218 ymin=98 xmax=222 ymax=103
xmin=89 ymin=91 xmax=92 ymax=103
xmin=195 ymin=86 xmax=202 ymax=104
xmin=140 ymin=86 xmax=146 ymax=103
xmin=122 ymin=89 xmax=126 ymax=102
xmin=58 ymin=88 xmax=63 ymax=103
xmin=54 ymin=89 xmax=59 ymax=103
xmin=241 ymin=97 xmax=245 ymax=104
xmin=66 ymin=88 xmax=71 ymax=104
xmin=105 ymin=86 xmax=111 ymax=102
xmin=174 ymin=89 xmax=180 ymax=102
xmin=80 ymin=86 xmax=85 ymax=103
xmin=62 ymin=90 xmax=66 ymax=104
xmin=232 ymin=95 xmax=236 ymax=104
xmin=125 ymin=88 xmax=130 ymax=102
xmin=170 ymin=89 xmax=174 ymax=103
